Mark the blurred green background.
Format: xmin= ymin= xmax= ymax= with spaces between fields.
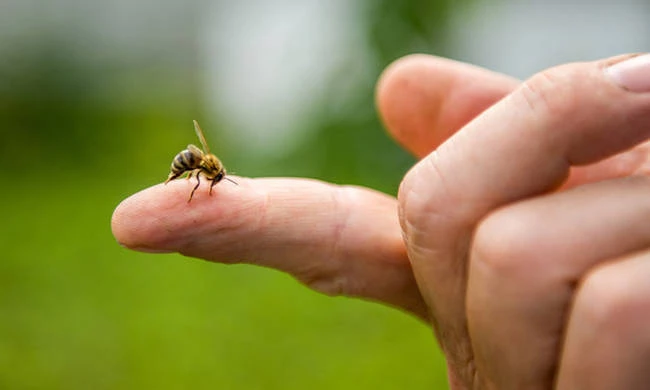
xmin=2 ymin=0 xmax=648 ymax=389
xmin=0 ymin=1 xmax=457 ymax=389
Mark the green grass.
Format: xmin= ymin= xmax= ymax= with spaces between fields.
xmin=0 ymin=175 xmax=448 ymax=389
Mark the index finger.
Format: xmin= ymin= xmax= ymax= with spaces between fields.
xmin=111 ymin=177 xmax=427 ymax=319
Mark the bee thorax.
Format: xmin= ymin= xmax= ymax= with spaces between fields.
xmin=164 ymin=121 xmax=231 ymax=202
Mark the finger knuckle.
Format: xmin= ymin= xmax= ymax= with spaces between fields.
xmin=398 ymin=169 xmax=426 ymax=232
xmin=398 ymin=153 xmax=454 ymax=234
xmin=472 ymin=207 xmax=543 ymax=278
xmin=514 ymin=66 xmax=578 ymax=123
xmin=575 ymin=263 xmax=650 ymax=335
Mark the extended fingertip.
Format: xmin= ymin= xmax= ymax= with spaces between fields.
xmin=110 ymin=184 xmax=180 ymax=252
xmin=111 ymin=198 xmax=133 ymax=248
xmin=110 ymin=179 xmax=261 ymax=257
xmin=111 ymin=193 xmax=149 ymax=250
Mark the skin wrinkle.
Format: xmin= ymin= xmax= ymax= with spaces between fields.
xmin=400 ymin=157 xmax=453 ymax=236
xmin=405 ymin=139 xmax=516 ymax=233
xmin=516 ymin=68 xmax=565 ymax=119
xmin=302 ymin=185 xmax=352 ymax=297
xmin=401 ymin=153 xmax=478 ymax=376
xmin=440 ymin=324 xmax=478 ymax=390
xmin=400 ymin=169 xmax=466 ymax=320
xmin=246 ymin=183 xmax=272 ymax=266
xmin=329 ymin=186 xmax=351 ymax=270
xmin=397 ymin=177 xmax=412 ymax=234
xmin=324 ymin=185 xmax=428 ymax=317
xmin=508 ymin=69 xmax=591 ymax=164
xmin=399 ymin=191 xmax=463 ymax=262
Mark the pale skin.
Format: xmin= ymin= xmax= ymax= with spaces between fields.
xmin=112 ymin=53 xmax=650 ymax=389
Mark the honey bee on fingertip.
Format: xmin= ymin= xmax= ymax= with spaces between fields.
xmin=164 ymin=120 xmax=237 ymax=202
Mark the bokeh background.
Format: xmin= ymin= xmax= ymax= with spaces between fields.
xmin=1 ymin=0 xmax=649 ymax=389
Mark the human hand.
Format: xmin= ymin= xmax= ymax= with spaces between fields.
xmin=384 ymin=53 xmax=650 ymax=389
xmin=112 ymin=53 xmax=650 ymax=389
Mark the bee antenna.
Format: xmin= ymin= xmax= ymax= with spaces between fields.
xmin=193 ymin=120 xmax=211 ymax=154
xmin=225 ymin=177 xmax=239 ymax=186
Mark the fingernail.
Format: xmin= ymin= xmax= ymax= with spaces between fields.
xmin=606 ymin=54 xmax=650 ymax=92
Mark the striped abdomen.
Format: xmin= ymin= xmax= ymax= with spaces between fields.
xmin=165 ymin=144 xmax=204 ymax=182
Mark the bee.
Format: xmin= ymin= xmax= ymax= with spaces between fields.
xmin=164 ymin=120 xmax=237 ymax=202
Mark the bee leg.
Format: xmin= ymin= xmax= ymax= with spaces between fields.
xmin=188 ymin=173 xmax=201 ymax=203
xmin=165 ymin=172 xmax=180 ymax=184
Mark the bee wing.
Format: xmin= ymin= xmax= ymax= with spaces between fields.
xmin=193 ymin=120 xmax=211 ymax=154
